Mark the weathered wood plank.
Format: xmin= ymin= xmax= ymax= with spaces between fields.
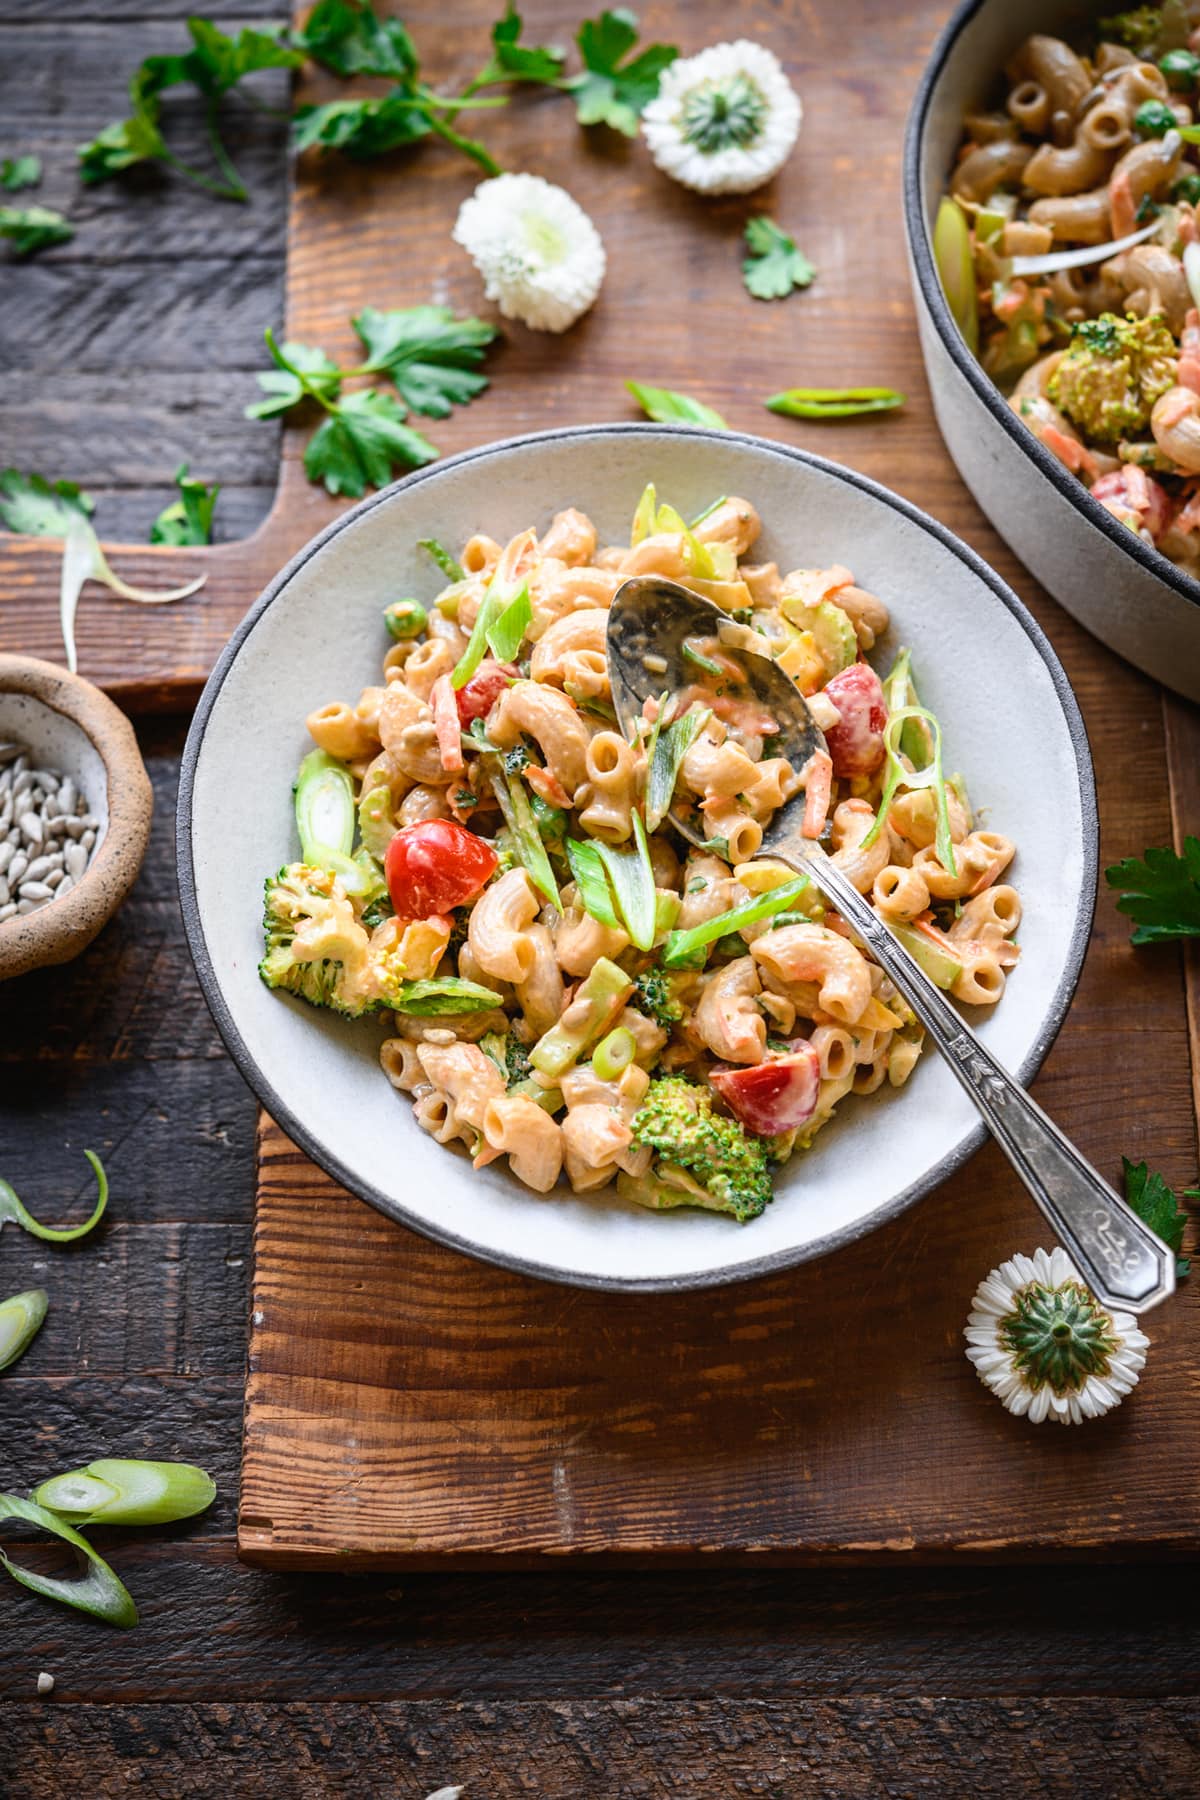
xmin=6 ymin=1698 xmax=1200 ymax=1797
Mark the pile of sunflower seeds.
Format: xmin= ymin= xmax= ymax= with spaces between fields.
xmin=0 ymin=744 xmax=98 ymax=924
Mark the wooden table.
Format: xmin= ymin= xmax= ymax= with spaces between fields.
xmin=3 ymin=2 xmax=1200 ymax=1793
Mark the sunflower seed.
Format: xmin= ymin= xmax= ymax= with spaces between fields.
xmin=0 ymin=879 xmax=8 ymax=908
xmin=0 ymin=902 xmax=14 ymax=922
xmin=8 ymin=852 xmax=28 ymax=883
xmin=45 ymin=868 xmax=64 ymax=889
xmin=0 ymin=842 xmax=12 ymax=876
xmin=19 ymin=881 xmax=53 ymax=902
xmin=57 ymin=875 xmax=73 ymax=897
xmin=18 ymin=811 xmax=43 ymax=847
xmin=81 ymin=829 xmax=95 ymax=850
xmin=64 ymin=842 xmax=88 ymax=880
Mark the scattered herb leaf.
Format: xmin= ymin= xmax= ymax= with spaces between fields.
xmin=350 ymin=305 xmax=498 ymax=417
xmin=567 ymin=8 xmax=678 ymax=136
xmin=150 ymin=463 xmax=219 ymax=546
xmin=742 ymin=216 xmax=816 ymax=301
xmin=0 ymin=469 xmax=94 ymax=536
xmin=1105 ymin=837 xmax=1200 ymax=943
xmin=1123 ymin=1157 xmax=1197 ymax=1278
xmin=0 ymin=1290 xmax=49 ymax=1375
xmin=625 ymin=380 xmax=728 ymax=429
xmin=305 ymin=388 xmax=438 ymax=497
xmin=0 ymin=155 xmax=40 ymax=192
xmin=0 ymin=205 xmax=74 ymax=256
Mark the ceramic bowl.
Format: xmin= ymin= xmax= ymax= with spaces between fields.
xmin=904 ymin=0 xmax=1200 ymax=703
xmin=178 ymin=424 xmax=1096 ymax=1292
xmin=0 ymin=655 xmax=152 ymax=980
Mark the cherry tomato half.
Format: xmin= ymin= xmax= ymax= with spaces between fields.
xmin=822 ymin=662 xmax=887 ymax=779
xmin=709 ymin=1045 xmax=821 ymax=1136
xmin=456 ymin=659 xmax=516 ymax=725
xmin=385 ymin=820 xmax=498 ymax=919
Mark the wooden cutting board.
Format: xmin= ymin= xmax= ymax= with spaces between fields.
xmin=3 ymin=0 xmax=1196 ymax=1563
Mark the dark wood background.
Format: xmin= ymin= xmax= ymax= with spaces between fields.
xmin=3 ymin=0 xmax=1200 ymax=1793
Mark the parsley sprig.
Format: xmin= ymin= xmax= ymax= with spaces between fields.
xmin=0 ymin=205 xmax=74 ymax=257
xmin=1106 ymin=837 xmax=1200 ymax=943
xmin=78 ymin=21 xmax=304 ymax=202
xmin=1123 ymin=1158 xmax=1198 ymax=1279
xmin=565 ymin=8 xmax=678 ymax=136
xmin=742 ymin=216 xmax=816 ymax=301
xmin=246 ymin=306 xmax=499 ymax=496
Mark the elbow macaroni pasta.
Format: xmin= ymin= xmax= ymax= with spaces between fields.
xmin=264 ymin=489 xmax=1021 ymax=1209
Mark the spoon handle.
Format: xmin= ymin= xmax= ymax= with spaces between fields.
xmin=790 ymin=845 xmax=1175 ymax=1314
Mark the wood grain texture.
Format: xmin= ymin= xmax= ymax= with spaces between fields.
xmin=7 ymin=1698 xmax=1200 ymax=1798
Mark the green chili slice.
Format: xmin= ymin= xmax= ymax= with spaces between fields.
xmin=0 ymin=1289 xmax=48 ymax=1373
xmin=662 ymin=876 xmax=812 ymax=969
xmin=0 ymin=1493 xmax=137 ymax=1628
xmin=766 ymin=386 xmax=906 ymax=419
xmin=32 ymin=1459 xmax=216 ymax=1528
xmin=0 ymin=1150 xmax=108 ymax=1243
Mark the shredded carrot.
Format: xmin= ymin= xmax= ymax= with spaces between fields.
xmin=800 ymin=749 xmax=833 ymax=840
xmin=430 ymin=674 xmax=465 ymax=774
xmin=525 ymin=763 xmax=571 ymax=811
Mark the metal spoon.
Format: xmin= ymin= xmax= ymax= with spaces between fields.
xmin=607 ymin=575 xmax=1175 ymax=1315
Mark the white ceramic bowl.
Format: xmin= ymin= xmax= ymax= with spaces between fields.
xmin=178 ymin=424 xmax=1096 ymax=1291
xmin=904 ymin=0 xmax=1200 ymax=703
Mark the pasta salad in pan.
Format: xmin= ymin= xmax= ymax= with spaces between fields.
xmin=258 ymin=490 xmax=1021 ymax=1218
xmin=940 ymin=4 xmax=1200 ymax=574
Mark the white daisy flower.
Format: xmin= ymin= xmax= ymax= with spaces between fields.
xmin=965 ymin=1246 xmax=1149 ymax=1426
xmin=452 ymin=173 xmax=606 ymax=334
xmin=640 ymin=40 xmax=801 ymax=196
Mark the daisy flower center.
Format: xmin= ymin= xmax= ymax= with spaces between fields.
xmin=679 ymin=73 xmax=769 ymax=154
xmin=520 ymin=209 xmax=567 ymax=266
xmin=999 ymin=1279 xmax=1118 ymax=1395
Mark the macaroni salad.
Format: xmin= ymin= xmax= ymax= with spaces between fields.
xmin=942 ymin=4 xmax=1200 ymax=573
xmin=258 ymin=490 xmax=1021 ymax=1218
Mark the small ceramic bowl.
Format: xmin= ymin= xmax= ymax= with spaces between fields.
xmin=904 ymin=0 xmax=1200 ymax=702
xmin=0 ymin=655 xmax=152 ymax=980
xmin=179 ymin=425 xmax=1097 ymax=1293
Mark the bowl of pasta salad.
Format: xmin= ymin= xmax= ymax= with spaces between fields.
xmin=178 ymin=424 xmax=1096 ymax=1291
xmin=904 ymin=0 xmax=1200 ymax=701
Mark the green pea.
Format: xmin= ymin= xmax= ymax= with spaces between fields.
xmin=1134 ymin=99 xmax=1178 ymax=138
xmin=1160 ymin=49 xmax=1200 ymax=91
xmin=1173 ymin=172 xmax=1200 ymax=204
xmin=384 ymin=599 xmax=427 ymax=641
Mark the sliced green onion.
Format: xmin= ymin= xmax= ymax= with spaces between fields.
xmin=595 ymin=812 xmax=657 ymax=951
xmin=653 ymin=503 xmax=736 ymax=580
xmin=681 ymin=641 xmax=722 ymax=676
xmin=625 ymin=381 xmax=728 ymax=430
xmin=882 ymin=648 xmax=933 ymax=767
xmin=0 ymin=1151 xmax=108 ymax=1244
xmin=0 ymin=1289 xmax=48 ymax=1373
xmin=32 ymin=1460 xmax=216 ymax=1527
xmin=592 ymin=1026 xmax=637 ymax=1081
xmin=451 ymin=587 xmax=504 ymax=690
xmin=860 ymin=703 xmax=957 ymax=875
xmin=646 ymin=705 xmax=710 ymax=833
xmin=0 ymin=1493 xmax=137 ymax=1629
xmin=566 ymin=837 xmax=620 ymax=929
xmin=384 ymin=599 xmax=427 ymax=640
xmin=932 ymin=195 xmax=978 ymax=354
xmin=1007 ymin=219 xmax=1158 ymax=277
xmin=419 ymin=537 xmax=465 ymax=582
xmin=530 ymin=957 xmax=633 ymax=1079
xmin=357 ymin=784 xmax=395 ymax=861
xmin=485 ymin=584 xmax=531 ymax=663
xmin=631 ymin=481 xmax=658 ymax=546
xmin=393 ymin=977 xmax=503 ymax=1016
xmin=689 ymin=494 xmax=729 ymax=529
xmin=490 ymin=771 xmax=561 ymax=910
xmin=662 ymin=876 xmax=812 ymax=970
xmin=295 ymin=749 xmax=355 ymax=864
xmin=654 ymin=888 xmax=681 ymax=940
xmin=507 ymin=1077 xmax=565 ymax=1114
xmin=766 ymin=386 xmax=906 ymax=419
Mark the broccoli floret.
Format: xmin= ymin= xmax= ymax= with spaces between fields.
xmin=631 ymin=1076 xmax=773 ymax=1222
xmin=631 ymin=968 xmax=684 ymax=1032
xmin=259 ymin=862 xmax=409 ymax=1017
xmin=1099 ymin=7 xmax=1170 ymax=54
xmin=1048 ymin=312 xmax=1177 ymax=440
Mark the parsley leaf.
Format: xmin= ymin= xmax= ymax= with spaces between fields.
xmin=486 ymin=4 xmax=566 ymax=84
xmin=0 ymin=205 xmax=74 ymax=256
xmin=78 ymin=22 xmax=301 ymax=202
xmin=742 ymin=216 xmax=816 ymax=301
xmin=1123 ymin=1157 xmax=1197 ymax=1278
xmin=292 ymin=0 xmax=419 ymax=80
xmin=0 ymin=470 xmax=94 ymax=537
xmin=245 ymin=340 xmax=343 ymax=420
xmin=567 ymin=8 xmax=678 ymax=136
xmin=626 ymin=380 xmax=728 ymax=429
xmin=304 ymin=389 xmax=438 ymax=497
xmin=292 ymin=91 xmax=435 ymax=159
xmin=351 ymin=305 xmax=498 ymax=417
xmin=150 ymin=463 xmax=219 ymax=546
xmin=1105 ymin=837 xmax=1200 ymax=943
xmin=1 ymin=155 xmax=41 ymax=192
